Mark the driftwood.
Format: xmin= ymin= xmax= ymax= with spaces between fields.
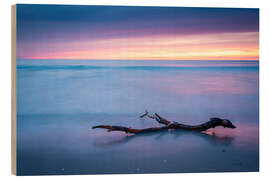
xmin=92 ymin=110 xmax=236 ymax=134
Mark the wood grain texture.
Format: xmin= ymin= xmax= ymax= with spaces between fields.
xmin=11 ymin=4 xmax=17 ymax=175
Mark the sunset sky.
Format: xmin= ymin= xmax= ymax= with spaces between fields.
xmin=16 ymin=4 xmax=259 ymax=60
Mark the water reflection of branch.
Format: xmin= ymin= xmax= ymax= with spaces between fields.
xmin=93 ymin=112 xmax=236 ymax=147
xmin=93 ymin=130 xmax=235 ymax=147
xmin=194 ymin=131 xmax=235 ymax=146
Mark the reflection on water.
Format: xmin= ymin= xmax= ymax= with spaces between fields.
xmin=17 ymin=60 xmax=259 ymax=175
xmin=93 ymin=129 xmax=236 ymax=147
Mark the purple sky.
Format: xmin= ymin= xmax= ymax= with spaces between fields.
xmin=17 ymin=5 xmax=259 ymax=60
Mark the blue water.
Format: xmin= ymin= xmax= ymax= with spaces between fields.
xmin=16 ymin=60 xmax=259 ymax=175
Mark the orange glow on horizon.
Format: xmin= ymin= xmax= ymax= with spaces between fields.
xmin=19 ymin=32 xmax=259 ymax=60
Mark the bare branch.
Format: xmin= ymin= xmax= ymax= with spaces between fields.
xmin=92 ymin=112 xmax=236 ymax=134
xmin=139 ymin=110 xmax=148 ymax=118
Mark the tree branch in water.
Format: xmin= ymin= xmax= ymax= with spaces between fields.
xmin=92 ymin=111 xmax=236 ymax=134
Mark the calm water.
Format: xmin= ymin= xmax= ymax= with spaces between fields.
xmin=16 ymin=60 xmax=259 ymax=175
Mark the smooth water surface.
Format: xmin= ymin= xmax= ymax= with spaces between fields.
xmin=17 ymin=60 xmax=259 ymax=175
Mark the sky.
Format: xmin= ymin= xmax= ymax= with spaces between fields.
xmin=16 ymin=4 xmax=259 ymax=60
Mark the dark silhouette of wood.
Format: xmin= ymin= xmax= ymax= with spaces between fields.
xmin=92 ymin=111 xmax=236 ymax=134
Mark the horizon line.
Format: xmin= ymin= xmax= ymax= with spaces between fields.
xmin=17 ymin=58 xmax=259 ymax=61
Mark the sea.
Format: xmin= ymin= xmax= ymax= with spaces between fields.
xmin=16 ymin=59 xmax=259 ymax=175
